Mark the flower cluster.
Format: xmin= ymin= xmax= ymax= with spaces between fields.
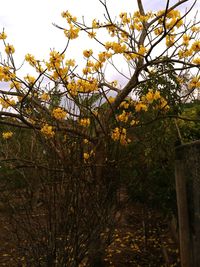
xmin=111 ymin=127 xmax=130 ymax=145
xmin=64 ymin=25 xmax=80 ymax=39
xmin=24 ymin=75 xmax=36 ymax=86
xmin=2 ymin=131 xmax=13 ymax=139
xmin=46 ymin=50 xmax=65 ymax=70
xmin=0 ymin=98 xmax=15 ymax=108
xmin=117 ymin=110 xmax=130 ymax=123
xmin=135 ymin=89 xmax=169 ymax=112
xmin=0 ymin=66 xmax=15 ymax=82
xmin=79 ymin=118 xmax=90 ymax=127
xmin=40 ymin=92 xmax=50 ymax=101
xmin=0 ymin=31 xmax=7 ymax=40
xmin=40 ymin=124 xmax=55 ymax=138
xmin=105 ymin=41 xmax=127 ymax=54
xmin=188 ymin=76 xmax=200 ymax=89
xmin=5 ymin=44 xmax=15 ymax=54
xmin=83 ymin=49 xmax=93 ymax=58
xmin=52 ymin=107 xmax=67 ymax=120
xmin=68 ymin=78 xmax=98 ymax=95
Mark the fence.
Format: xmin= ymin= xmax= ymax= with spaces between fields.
xmin=175 ymin=140 xmax=200 ymax=267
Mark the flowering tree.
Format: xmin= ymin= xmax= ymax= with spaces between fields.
xmin=0 ymin=0 xmax=199 ymax=266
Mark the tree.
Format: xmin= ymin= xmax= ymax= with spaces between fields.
xmin=0 ymin=0 xmax=199 ymax=266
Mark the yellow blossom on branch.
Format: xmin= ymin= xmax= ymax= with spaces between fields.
xmin=182 ymin=34 xmax=190 ymax=46
xmin=192 ymin=57 xmax=200 ymax=65
xmin=135 ymin=102 xmax=148 ymax=112
xmin=24 ymin=75 xmax=36 ymax=86
xmin=111 ymin=127 xmax=130 ymax=145
xmin=166 ymin=35 xmax=175 ymax=47
xmin=40 ymin=124 xmax=55 ymax=138
xmin=52 ymin=107 xmax=67 ymax=120
xmin=40 ymin=92 xmax=50 ymax=101
xmin=25 ymin=53 xmax=37 ymax=66
xmin=61 ymin=10 xmax=77 ymax=23
xmin=92 ymin=19 xmax=100 ymax=29
xmin=64 ymin=24 xmax=80 ymax=39
xmin=138 ymin=45 xmax=147 ymax=56
xmin=66 ymin=59 xmax=76 ymax=67
xmin=188 ymin=76 xmax=200 ymax=89
xmin=83 ymin=152 xmax=90 ymax=161
xmin=10 ymin=81 xmax=21 ymax=90
xmin=2 ymin=131 xmax=13 ymax=139
xmin=117 ymin=110 xmax=130 ymax=123
xmin=154 ymin=27 xmax=163 ymax=36
xmin=83 ymin=49 xmax=93 ymax=58
xmin=88 ymin=31 xmax=96 ymax=39
xmin=191 ymin=40 xmax=200 ymax=52
xmin=79 ymin=118 xmax=90 ymax=127
xmin=0 ymin=98 xmax=15 ymax=108
xmin=0 ymin=66 xmax=16 ymax=82
xmin=5 ymin=44 xmax=15 ymax=54
xmin=0 ymin=32 xmax=7 ymax=40
xmin=130 ymin=119 xmax=139 ymax=126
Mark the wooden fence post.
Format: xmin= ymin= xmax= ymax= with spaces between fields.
xmin=175 ymin=159 xmax=191 ymax=267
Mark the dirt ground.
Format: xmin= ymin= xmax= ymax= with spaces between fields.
xmin=103 ymin=202 xmax=180 ymax=267
xmin=0 ymin=199 xmax=180 ymax=267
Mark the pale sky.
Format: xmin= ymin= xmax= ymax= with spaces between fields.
xmin=0 ymin=0 xmax=198 ymax=76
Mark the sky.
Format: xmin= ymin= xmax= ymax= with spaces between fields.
xmin=0 ymin=0 xmax=199 ymax=77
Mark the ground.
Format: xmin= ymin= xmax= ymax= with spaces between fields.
xmin=0 ymin=196 xmax=180 ymax=267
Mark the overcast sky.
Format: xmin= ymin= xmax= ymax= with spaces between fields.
xmin=0 ymin=0 xmax=198 ymax=75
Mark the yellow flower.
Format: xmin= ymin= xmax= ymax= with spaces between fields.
xmin=66 ymin=59 xmax=75 ymax=67
xmin=154 ymin=27 xmax=163 ymax=36
xmin=41 ymin=124 xmax=55 ymax=138
xmin=79 ymin=118 xmax=90 ymax=127
xmin=52 ymin=107 xmax=67 ymax=120
xmin=191 ymin=41 xmax=200 ymax=52
xmin=5 ymin=44 xmax=15 ymax=54
xmin=10 ymin=81 xmax=21 ymax=90
xmin=98 ymin=51 xmax=112 ymax=62
xmin=117 ymin=110 xmax=129 ymax=123
xmin=108 ymin=96 xmax=115 ymax=104
xmin=130 ymin=119 xmax=139 ymax=126
xmin=182 ymin=34 xmax=190 ymax=46
xmin=61 ymin=10 xmax=77 ymax=23
xmin=0 ymin=66 xmax=15 ymax=82
xmin=92 ymin=19 xmax=100 ymax=29
xmin=24 ymin=75 xmax=36 ymax=85
xmin=166 ymin=35 xmax=175 ymax=47
xmin=188 ymin=76 xmax=200 ymax=89
xmin=119 ymin=12 xmax=130 ymax=24
xmin=138 ymin=45 xmax=147 ymax=56
xmin=192 ymin=57 xmax=200 ymax=65
xmin=83 ymin=49 xmax=93 ymax=58
xmin=88 ymin=31 xmax=96 ymax=38
xmin=2 ymin=131 xmax=13 ymax=139
xmin=145 ymin=90 xmax=154 ymax=103
xmin=120 ymin=101 xmax=129 ymax=109
xmin=25 ymin=53 xmax=37 ymax=66
xmin=191 ymin=26 xmax=200 ymax=32
xmin=111 ymin=127 xmax=129 ymax=145
xmin=135 ymin=102 xmax=148 ymax=112
xmin=64 ymin=25 xmax=80 ymax=39
xmin=0 ymin=32 xmax=7 ymax=40
xmin=83 ymin=139 xmax=89 ymax=144
xmin=83 ymin=152 xmax=90 ymax=161
xmin=145 ymin=89 xmax=161 ymax=103
xmin=0 ymin=98 xmax=15 ymax=108
xmin=159 ymin=98 xmax=170 ymax=110
xmin=105 ymin=42 xmax=126 ymax=54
